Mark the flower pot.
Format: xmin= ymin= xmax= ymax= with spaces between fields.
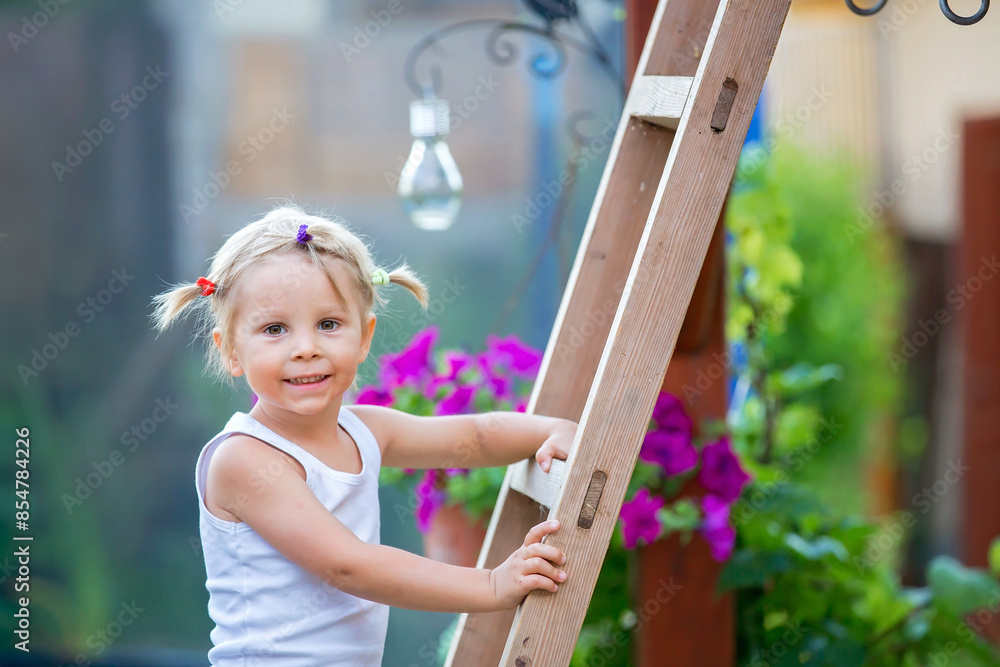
xmin=421 ymin=505 xmax=489 ymax=567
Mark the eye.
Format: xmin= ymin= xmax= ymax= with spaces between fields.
xmin=319 ymin=320 xmax=339 ymax=331
xmin=264 ymin=324 xmax=285 ymax=336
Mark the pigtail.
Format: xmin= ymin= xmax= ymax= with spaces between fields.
xmin=378 ymin=263 xmax=429 ymax=309
xmin=149 ymin=280 xmax=211 ymax=334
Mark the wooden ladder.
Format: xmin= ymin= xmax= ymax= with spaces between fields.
xmin=445 ymin=0 xmax=792 ymax=664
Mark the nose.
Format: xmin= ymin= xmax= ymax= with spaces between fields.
xmin=290 ymin=328 xmax=321 ymax=360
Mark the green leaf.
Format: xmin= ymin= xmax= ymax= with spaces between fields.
xmin=783 ymin=534 xmax=849 ymax=562
xmin=718 ymin=549 xmax=793 ymax=590
xmin=927 ymin=556 xmax=1000 ymax=617
xmin=989 ymin=536 xmax=1000 ymax=578
xmin=773 ymin=362 xmax=843 ymax=398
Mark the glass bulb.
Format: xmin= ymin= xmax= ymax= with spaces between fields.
xmin=398 ymin=138 xmax=463 ymax=231
xmin=397 ymin=97 xmax=463 ymax=231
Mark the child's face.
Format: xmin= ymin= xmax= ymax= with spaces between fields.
xmin=214 ymin=253 xmax=376 ymax=419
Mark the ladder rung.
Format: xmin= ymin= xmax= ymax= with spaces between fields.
xmin=625 ymin=75 xmax=694 ymax=129
xmin=508 ymin=458 xmax=566 ymax=508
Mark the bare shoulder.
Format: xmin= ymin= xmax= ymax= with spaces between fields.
xmin=343 ymin=404 xmax=405 ymax=454
xmin=205 ymin=433 xmax=307 ymax=522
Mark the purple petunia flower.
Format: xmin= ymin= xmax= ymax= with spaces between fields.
xmin=381 ymin=327 xmax=438 ymax=385
xmin=698 ymin=436 xmax=751 ymax=503
xmin=414 ymin=470 xmax=446 ymax=534
xmin=619 ymin=488 xmax=665 ymax=549
xmin=354 ymin=386 xmax=393 ymax=406
xmin=436 ymin=385 xmax=476 ymax=416
xmin=487 ymin=375 xmax=511 ymax=400
xmin=651 ymin=392 xmax=693 ymax=433
xmin=441 ymin=351 xmax=471 ymax=380
xmin=640 ymin=429 xmax=698 ymax=476
xmin=484 ymin=334 xmax=543 ymax=378
xmin=700 ymin=494 xmax=736 ymax=562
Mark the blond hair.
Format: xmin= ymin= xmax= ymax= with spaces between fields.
xmin=150 ymin=204 xmax=428 ymax=385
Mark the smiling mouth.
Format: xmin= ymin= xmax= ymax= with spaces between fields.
xmin=285 ymin=375 xmax=330 ymax=385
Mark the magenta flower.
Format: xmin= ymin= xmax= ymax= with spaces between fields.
xmin=441 ymin=351 xmax=471 ymax=380
xmin=618 ymin=488 xmax=665 ymax=549
xmin=381 ymin=327 xmax=438 ymax=384
xmin=698 ymin=436 xmax=751 ymax=502
xmin=436 ymin=385 xmax=476 ymax=416
xmin=640 ymin=429 xmax=698 ymax=476
xmin=700 ymin=494 xmax=736 ymax=561
xmin=651 ymin=392 xmax=693 ymax=433
xmin=485 ymin=334 xmax=543 ymax=378
xmin=488 ymin=375 xmax=511 ymax=399
xmin=415 ymin=470 xmax=445 ymax=534
xmin=354 ymin=386 xmax=393 ymax=406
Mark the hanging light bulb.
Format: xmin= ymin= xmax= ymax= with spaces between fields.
xmin=397 ymin=96 xmax=463 ymax=231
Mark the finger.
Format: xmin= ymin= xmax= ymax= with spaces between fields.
xmin=536 ymin=451 xmax=552 ymax=472
xmin=522 ymin=556 xmax=567 ymax=584
xmin=521 ymin=573 xmax=559 ymax=594
xmin=523 ymin=543 xmax=566 ymax=564
xmin=523 ymin=519 xmax=559 ymax=547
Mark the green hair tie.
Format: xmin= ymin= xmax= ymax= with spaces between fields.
xmin=371 ymin=268 xmax=390 ymax=286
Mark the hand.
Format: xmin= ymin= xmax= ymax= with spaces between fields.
xmin=535 ymin=419 xmax=576 ymax=473
xmin=489 ymin=520 xmax=568 ymax=610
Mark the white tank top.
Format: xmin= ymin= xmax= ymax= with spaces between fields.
xmin=194 ymin=408 xmax=389 ymax=666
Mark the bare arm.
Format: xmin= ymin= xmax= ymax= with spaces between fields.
xmin=207 ymin=435 xmax=567 ymax=612
xmin=348 ymin=405 xmax=577 ymax=472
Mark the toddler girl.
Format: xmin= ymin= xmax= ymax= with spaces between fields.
xmin=151 ymin=205 xmax=574 ymax=666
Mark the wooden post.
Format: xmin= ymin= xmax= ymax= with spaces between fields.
xmin=960 ymin=116 xmax=1000 ymax=568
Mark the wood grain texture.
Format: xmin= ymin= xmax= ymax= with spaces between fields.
xmin=499 ymin=0 xmax=791 ymax=663
xmin=447 ymin=0 xmax=791 ymax=661
xmin=625 ymin=75 xmax=693 ymax=129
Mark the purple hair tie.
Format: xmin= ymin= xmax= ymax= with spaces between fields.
xmin=296 ymin=224 xmax=313 ymax=244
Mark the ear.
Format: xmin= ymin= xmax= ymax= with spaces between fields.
xmin=358 ymin=313 xmax=377 ymax=364
xmin=213 ymin=327 xmax=245 ymax=378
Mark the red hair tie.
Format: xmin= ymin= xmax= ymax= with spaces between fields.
xmin=196 ymin=277 xmax=216 ymax=296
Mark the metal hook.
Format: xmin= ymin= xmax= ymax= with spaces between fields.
xmin=939 ymin=0 xmax=989 ymax=24
xmin=844 ymin=0 xmax=889 ymax=15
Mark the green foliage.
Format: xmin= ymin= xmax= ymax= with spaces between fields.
xmin=733 ymin=145 xmax=906 ymax=510
xmin=723 ymin=145 xmax=998 ymax=665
